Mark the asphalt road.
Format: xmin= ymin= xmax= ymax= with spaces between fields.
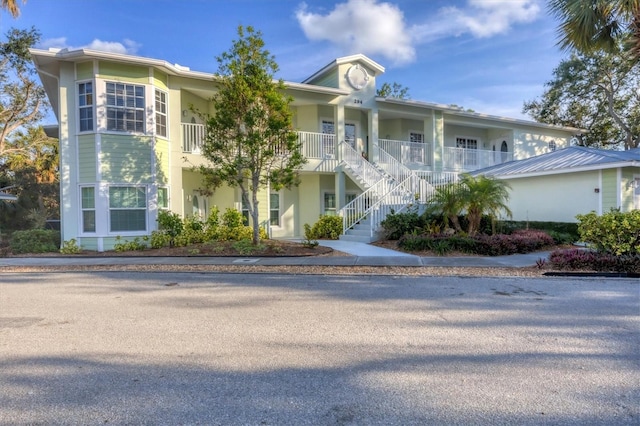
xmin=1 ymin=272 xmax=638 ymax=425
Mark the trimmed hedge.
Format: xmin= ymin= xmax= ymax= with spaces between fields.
xmin=398 ymin=229 xmax=555 ymax=256
xmin=10 ymin=229 xmax=60 ymax=254
xmin=549 ymin=249 xmax=640 ymax=273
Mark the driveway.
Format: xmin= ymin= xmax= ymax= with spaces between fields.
xmin=1 ymin=272 xmax=638 ymax=425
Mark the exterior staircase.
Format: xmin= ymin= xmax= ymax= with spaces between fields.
xmin=338 ymin=142 xmax=459 ymax=243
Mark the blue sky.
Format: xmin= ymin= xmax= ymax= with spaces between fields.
xmin=3 ymin=0 xmax=566 ymax=122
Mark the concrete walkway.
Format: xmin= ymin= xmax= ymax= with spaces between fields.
xmin=0 ymin=240 xmax=550 ymax=268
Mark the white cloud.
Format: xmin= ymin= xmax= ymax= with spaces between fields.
xmin=39 ymin=37 xmax=141 ymax=55
xmin=413 ymin=0 xmax=541 ymax=42
xmin=296 ymin=0 xmax=415 ymax=66
xmin=295 ymin=0 xmax=542 ymax=66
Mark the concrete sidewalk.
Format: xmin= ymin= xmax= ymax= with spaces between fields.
xmin=0 ymin=240 xmax=550 ymax=268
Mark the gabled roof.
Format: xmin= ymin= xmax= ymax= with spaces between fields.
xmin=472 ymin=146 xmax=640 ymax=178
xmin=301 ymin=54 xmax=385 ymax=84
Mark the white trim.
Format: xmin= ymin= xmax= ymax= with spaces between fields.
xmin=617 ymin=168 xmax=622 ymax=209
xmin=598 ymin=170 xmax=603 ymax=215
xmin=634 ymin=174 xmax=640 ymax=210
xmin=78 ymin=184 xmax=97 ymax=236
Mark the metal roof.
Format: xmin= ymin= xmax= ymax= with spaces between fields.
xmin=471 ymin=146 xmax=640 ymax=178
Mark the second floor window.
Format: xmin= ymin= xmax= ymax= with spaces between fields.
xmin=78 ymin=82 xmax=93 ymax=132
xmin=106 ymin=82 xmax=145 ymax=133
xmin=155 ymin=89 xmax=167 ymax=137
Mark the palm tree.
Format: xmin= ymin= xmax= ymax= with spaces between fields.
xmin=1 ymin=0 xmax=23 ymax=17
xmin=549 ymin=0 xmax=640 ymax=60
xmin=426 ymin=183 xmax=465 ymax=233
xmin=459 ymin=174 xmax=512 ymax=236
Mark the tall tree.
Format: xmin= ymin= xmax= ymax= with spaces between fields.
xmin=549 ymin=0 xmax=640 ymax=60
xmin=376 ymin=82 xmax=410 ymax=99
xmin=523 ymin=47 xmax=639 ymax=149
xmin=198 ymin=26 xmax=305 ymax=245
xmin=0 ymin=27 xmax=48 ymax=161
xmin=0 ymin=126 xmax=59 ymax=231
xmin=1 ymin=0 xmax=24 ymax=17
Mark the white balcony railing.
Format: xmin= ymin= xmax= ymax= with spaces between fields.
xmin=182 ymin=126 xmax=337 ymax=160
xmin=297 ymin=131 xmax=336 ymax=159
xmin=379 ymin=139 xmax=432 ymax=166
xmin=443 ymin=147 xmax=513 ymax=171
xmin=182 ymin=123 xmax=205 ymax=153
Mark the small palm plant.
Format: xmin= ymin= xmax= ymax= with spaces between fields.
xmin=459 ymin=174 xmax=512 ymax=236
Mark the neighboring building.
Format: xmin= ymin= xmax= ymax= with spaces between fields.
xmin=30 ymin=49 xmax=580 ymax=250
xmin=471 ymin=146 xmax=640 ymax=222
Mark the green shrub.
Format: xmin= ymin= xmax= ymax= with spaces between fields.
xmin=150 ymin=231 xmax=171 ymax=249
xmin=113 ymin=236 xmax=148 ymax=252
xmin=305 ymin=215 xmax=343 ymax=240
xmin=380 ymin=210 xmax=425 ymax=240
xmin=157 ymin=210 xmax=183 ymax=246
xmin=496 ymin=220 xmax=579 ymax=240
xmin=576 ymin=209 xmax=640 ymax=256
xmin=232 ymin=239 xmax=265 ymax=255
xmin=10 ymin=229 xmax=59 ymax=254
xmin=60 ymin=239 xmax=81 ymax=254
xmin=302 ymin=223 xmax=319 ymax=248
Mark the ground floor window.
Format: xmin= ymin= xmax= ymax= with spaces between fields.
xmin=270 ymin=191 xmax=281 ymax=226
xmin=324 ymin=192 xmax=357 ymax=215
xmin=81 ymin=186 xmax=96 ymax=233
xmin=109 ymin=186 xmax=147 ymax=232
xmin=158 ymin=187 xmax=169 ymax=210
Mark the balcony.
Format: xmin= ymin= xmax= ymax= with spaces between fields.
xmin=182 ymin=123 xmax=205 ymax=153
xmin=443 ymin=147 xmax=513 ymax=171
xmin=379 ymin=138 xmax=432 ymax=166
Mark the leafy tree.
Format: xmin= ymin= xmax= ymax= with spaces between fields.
xmin=376 ymin=82 xmax=410 ymax=99
xmin=0 ymin=27 xmax=48 ymax=160
xmin=549 ymin=0 xmax=640 ymax=60
xmin=523 ymin=46 xmax=639 ymax=149
xmin=197 ymin=26 xmax=305 ymax=245
xmin=427 ymin=174 xmax=511 ymax=236
xmin=0 ymin=126 xmax=59 ymax=232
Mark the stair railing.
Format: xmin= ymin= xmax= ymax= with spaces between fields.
xmin=340 ymin=141 xmax=386 ymax=189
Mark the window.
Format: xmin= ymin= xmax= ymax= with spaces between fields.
xmin=324 ymin=193 xmax=336 ymax=216
xmin=270 ymin=191 xmax=280 ymax=226
xmin=81 ymin=186 xmax=95 ymax=232
xmin=109 ymin=186 xmax=147 ymax=232
xmin=324 ymin=193 xmax=357 ymax=215
xmin=155 ymin=89 xmax=167 ymax=137
xmin=158 ymin=187 xmax=168 ymax=210
xmin=456 ymin=137 xmax=478 ymax=167
xmin=409 ymin=132 xmax=424 ymax=163
xmin=321 ymin=120 xmax=335 ymax=158
xmin=456 ymin=137 xmax=478 ymax=150
xmin=106 ymin=82 xmax=145 ymax=133
xmin=548 ymin=140 xmax=557 ymax=152
xmin=78 ymin=82 xmax=94 ymax=132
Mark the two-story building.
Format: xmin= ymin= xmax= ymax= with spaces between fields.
xmin=30 ymin=48 xmax=580 ymax=250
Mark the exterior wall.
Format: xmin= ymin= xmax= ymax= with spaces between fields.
xmin=513 ymin=128 xmax=572 ymax=159
xmin=76 ymin=61 xmax=93 ymax=80
xmin=504 ymin=171 xmax=600 ymax=222
xmin=98 ymin=61 xmax=148 ymax=83
xmin=298 ymin=174 xmax=322 ymax=237
xmin=155 ymin=138 xmax=170 ymax=185
xmin=78 ymin=134 xmax=96 ymax=182
xmin=444 ymin=124 xmax=488 ymax=148
xmin=101 ymin=135 xmax=153 ymax=183
xmin=620 ymin=167 xmax=640 ymax=211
